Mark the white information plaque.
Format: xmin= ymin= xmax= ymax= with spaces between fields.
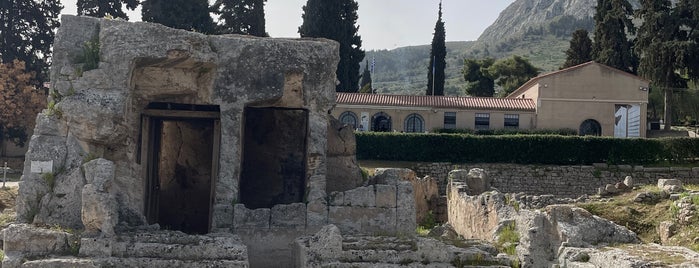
xmin=30 ymin=160 xmax=53 ymax=174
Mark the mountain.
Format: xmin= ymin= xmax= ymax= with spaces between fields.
xmin=368 ymin=0 xmax=640 ymax=96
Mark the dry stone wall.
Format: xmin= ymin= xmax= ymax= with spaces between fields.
xmin=415 ymin=162 xmax=699 ymax=197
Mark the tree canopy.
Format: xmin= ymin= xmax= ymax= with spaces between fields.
xmin=359 ymin=60 xmax=373 ymax=93
xmin=427 ymin=1 xmax=447 ymax=96
xmin=77 ymin=0 xmax=138 ymax=20
xmin=462 ymin=58 xmax=495 ymax=97
xmin=142 ymin=0 xmax=214 ymax=34
xmin=592 ymin=0 xmax=636 ymax=73
xmin=299 ymin=0 xmax=364 ymax=92
xmin=489 ymin=55 xmax=539 ymax=97
xmin=0 ymin=60 xmax=46 ymax=147
xmin=562 ymin=29 xmax=593 ymax=69
xmin=0 ymin=0 xmax=62 ymax=84
xmin=212 ymin=0 xmax=268 ymax=36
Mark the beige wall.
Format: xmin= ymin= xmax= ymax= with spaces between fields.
xmin=332 ymin=105 xmax=535 ymax=132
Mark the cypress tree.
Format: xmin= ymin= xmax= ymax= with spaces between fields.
xmin=427 ymin=1 xmax=446 ymax=96
xmin=212 ymin=0 xmax=268 ymax=36
xmin=299 ymin=0 xmax=365 ymax=92
xmin=562 ymin=29 xmax=593 ymax=69
xmin=636 ymin=0 xmax=685 ymax=130
xmin=142 ymin=0 xmax=214 ymax=34
xmin=592 ymin=0 xmax=636 ymax=73
xmin=0 ymin=0 xmax=62 ymax=84
xmin=359 ymin=60 xmax=373 ymax=93
xmin=77 ymin=0 xmax=138 ymax=20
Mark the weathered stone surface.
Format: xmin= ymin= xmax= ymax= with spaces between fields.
xmin=343 ymin=186 xmax=375 ymax=207
xmin=658 ymin=179 xmax=684 ymax=193
xmin=81 ymin=184 xmax=118 ymax=237
xmin=375 ymin=185 xmax=397 ymax=208
xmin=328 ymin=191 xmax=344 ymax=206
xmin=233 ymin=204 xmax=270 ymax=229
xmin=658 ymin=221 xmax=676 ymax=245
xmin=82 ymin=158 xmax=115 ymax=192
xmin=328 ymin=206 xmax=397 ymax=234
xmin=624 ymin=176 xmax=634 ymax=187
xmin=326 ymin=115 xmax=363 ymax=193
xmin=271 ymin=203 xmax=306 ymax=229
xmin=396 ymin=181 xmax=417 ymax=234
xmin=3 ymin=224 xmax=75 ymax=258
xmin=34 ymin=168 xmax=85 ymax=229
xmin=407 ymin=175 xmax=439 ymax=224
xmin=372 ymin=168 xmax=416 ymax=185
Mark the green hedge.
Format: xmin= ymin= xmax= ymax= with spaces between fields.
xmin=432 ymin=128 xmax=578 ymax=136
xmin=355 ymin=132 xmax=699 ymax=165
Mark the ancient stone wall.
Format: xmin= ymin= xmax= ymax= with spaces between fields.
xmin=415 ymin=162 xmax=699 ymax=197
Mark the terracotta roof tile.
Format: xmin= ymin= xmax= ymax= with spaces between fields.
xmin=336 ymin=93 xmax=536 ymax=112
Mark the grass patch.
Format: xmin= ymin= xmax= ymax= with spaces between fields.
xmin=496 ymin=222 xmax=520 ymax=256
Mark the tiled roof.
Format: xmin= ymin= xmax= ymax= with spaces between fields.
xmin=336 ymin=93 xmax=536 ymax=112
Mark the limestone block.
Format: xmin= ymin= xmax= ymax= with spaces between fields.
xmin=210 ymin=204 xmax=233 ymax=231
xmin=396 ymin=181 xmax=417 ymax=234
xmin=328 ymin=191 xmax=344 ymax=206
xmin=23 ymin=135 xmax=68 ymax=175
xmin=375 ymin=185 xmax=397 ymax=208
xmin=271 ymin=203 xmax=306 ymax=228
xmin=306 ymin=199 xmax=328 ymax=228
xmin=343 ymin=186 xmax=375 ymax=207
xmin=328 ymin=206 xmax=396 ymax=234
xmin=81 ymin=184 xmax=118 ymax=237
xmin=3 ymin=224 xmax=75 ymax=257
xmin=83 ymin=158 xmax=115 ymax=192
xmin=623 ymin=176 xmax=634 ymax=187
xmin=33 ymin=113 xmax=66 ymax=137
xmin=79 ymin=237 xmax=114 ymax=257
xmin=326 ymin=155 xmax=363 ymax=193
xmin=605 ymin=184 xmax=618 ymax=194
xmin=233 ymin=204 xmax=270 ymax=229
xmin=657 ymin=221 xmax=676 ymax=245
xmin=34 ymin=168 xmax=85 ymax=229
xmin=658 ymin=179 xmax=684 ymax=193
xmin=373 ymin=168 xmax=416 ymax=185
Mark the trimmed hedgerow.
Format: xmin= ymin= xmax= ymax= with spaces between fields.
xmin=432 ymin=128 xmax=578 ymax=136
xmin=355 ymin=132 xmax=698 ymax=165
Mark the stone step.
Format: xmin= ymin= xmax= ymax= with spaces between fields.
xmin=342 ymin=236 xmax=417 ymax=251
xmin=80 ymin=232 xmax=248 ymax=261
xmin=20 ymin=257 xmax=248 ymax=268
xmin=322 ymin=262 xmax=509 ymax=268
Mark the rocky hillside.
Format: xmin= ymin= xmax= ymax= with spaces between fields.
xmin=370 ymin=0 xmax=642 ymax=96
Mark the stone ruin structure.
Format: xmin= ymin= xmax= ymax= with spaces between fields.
xmin=5 ymin=15 xmax=427 ymax=267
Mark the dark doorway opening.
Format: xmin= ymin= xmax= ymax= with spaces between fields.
xmin=372 ymin=112 xmax=392 ymax=132
xmin=240 ymin=107 xmax=309 ymax=209
xmin=580 ymin=119 xmax=602 ymax=136
xmin=142 ymin=104 xmax=220 ymax=234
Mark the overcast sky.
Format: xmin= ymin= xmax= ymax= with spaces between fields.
xmin=60 ymin=0 xmax=515 ymax=50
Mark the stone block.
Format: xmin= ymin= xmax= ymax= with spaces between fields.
xmin=271 ymin=203 xmax=306 ymax=228
xmin=233 ymin=204 xmax=270 ymax=229
xmin=3 ymin=224 xmax=75 ymax=257
xmin=328 ymin=206 xmax=396 ymax=235
xmin=375 ymin=185 xmax=397 ymax=208
xmin=658 ymin=179 xmax=683 ymax=193
xmin=623 ymin=176 xmax=634 ymax=187
xmin=306 ymin=199 xmax=328 ymax=228
xmin=82 ymin=158 xmax=115 ymax=192
xmin=34 ymin=168 xmax=85 ymax=229
xmin=81 ymin=184 xmax=118 ymax=237
xmin=396 ymin=181 xmax=417 ymax=234
xmin=373 ymin=168 xmax=416 ymax=185
xmin=344 ymin=186 xmax=375 ymax=207
xmin=79 ymin=237 xmax=114 ymax=257
xmin=34 ymin=113 xmax=66 ymax=137
xmin=328 ymin=191 xmax=344 ymax=206
xmin=211 ymin=204 xmax=233 ymax=231
xmin=617 ymin=165 xmax=633 ymax=171
xmin=592 ymin=163 xmax=608 ymax=168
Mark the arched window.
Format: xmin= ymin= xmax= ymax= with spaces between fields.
xmin=372 ymin=112 xmax=392 ymax=132
xmin=580 ymin=119 xmax=602 ymax=136
xmin=404 ymin=113 xmax=424 ymax=133
xmin=339 ymin=111 xmax=358 ymax=129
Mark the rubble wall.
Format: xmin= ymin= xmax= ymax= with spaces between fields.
xmin=416 ymin=162 xmax=699 ymax=197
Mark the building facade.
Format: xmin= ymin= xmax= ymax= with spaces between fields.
xmin=333 ymin=62 xmax=650 ymax=137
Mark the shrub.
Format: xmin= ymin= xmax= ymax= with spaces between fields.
xmin=355 ymin=132 xmax=696 ymax=165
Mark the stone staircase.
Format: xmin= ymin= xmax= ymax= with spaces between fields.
xmin=294 ymin=225 xmax=513 ymax=268
xmin=3 ymin=225 xmax=248 ymax=268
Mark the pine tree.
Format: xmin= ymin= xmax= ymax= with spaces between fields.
xmin=142 ymin=0 xmax=214 ymax=34
xmin=299 ymin=0 xmax=365 ymax=92
xmin=427 ymin=1 xmax=447 ymax=96
xmin=592 ymin=0 xmax=636 ymax=73
xmin=77 ymin=0 xmax=138 ymax=20
xmin=636 ymin=0 xmax=685 ymax=130
xmin=359 ymin=60 xmax=373 ymax=93
xmin=562 ymin=29 xmax=593 ymax=69
xmin=0 ymin=0 xmax=62 ymax=84
xmin=462 ymin=58 xmax=495 ymax=97
xmin=212 ymin=0 xmax=268 ymax=36
xmin=488 ymin=55 xmax=539 ymax=97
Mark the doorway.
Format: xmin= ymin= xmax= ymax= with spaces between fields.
xmin=240 ymin=107 xmax=309 ymax=209
xmin=142 ymin=103 xmax=220 ymax=234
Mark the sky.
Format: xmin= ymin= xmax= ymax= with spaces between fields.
xmin=60 ymin=0 xmax=515 ymax=51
